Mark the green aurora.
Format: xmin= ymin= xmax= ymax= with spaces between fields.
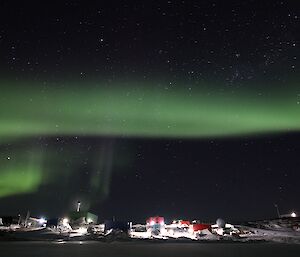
xmin=0 ymin=165 xmax=42 ymax=198
xmin=0 ymin=148 xmax=43 ymax=198
xmin=0 ymin=79 xmax=300 ymax=139
xmin=0 ymin=79 xmax=300 ymax=198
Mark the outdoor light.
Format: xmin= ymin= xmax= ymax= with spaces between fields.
xmin=78 ymin=227 xmax=87 ymax=234
xmin=87 ymin=218 xmax=92 ymax=223
xmin=62 ymin=218 xmax=69 ymax=225
xmin=291 ymin=212 xmax=297 ymax=218
xmin=39 ymin=218 xmax=47 ymax=224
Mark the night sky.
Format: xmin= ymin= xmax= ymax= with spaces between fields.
xmin=0 ymin=1 xmax=299 ymax=223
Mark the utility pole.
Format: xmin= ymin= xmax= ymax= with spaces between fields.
xmin=17 ymin=214 xmax=21 ymax=226
xmin=77 ymin=201 xmax=81 ymax=212
xmin=274 ymin=204 xmax=280 ymax=218
xmin=25 ymin=210 xmax=30 ymax=227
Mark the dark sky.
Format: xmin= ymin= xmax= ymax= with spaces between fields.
xmin=0 ymin=1 xmax=299 ymax=223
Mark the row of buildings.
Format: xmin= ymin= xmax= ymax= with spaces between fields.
xmin=1 ymin=201 xmax=298 ymax=239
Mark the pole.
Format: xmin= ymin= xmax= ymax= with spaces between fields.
xmin=274 ymin=204 xmax=280 ymax=218
xmin=77 ymin=201 xmax=81 ymax=212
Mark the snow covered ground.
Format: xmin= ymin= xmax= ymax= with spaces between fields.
xmin=1 ymin=241 xmax=300 ymax=257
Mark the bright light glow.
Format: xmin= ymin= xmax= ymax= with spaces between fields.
xmin=291 ymin=212 xmax=297 ymax=218
xmin=87 ymin=218 xmax=93 ymax=223
xmin=78 ymin=227 xmax=87 ymax=234
xmin=62 ymin=218 xmax=69 ymax=225
xmin=38 ymin=217 xmax=47 ymax=224
xmin=150 ymin=221 xmax=155 ymax=226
